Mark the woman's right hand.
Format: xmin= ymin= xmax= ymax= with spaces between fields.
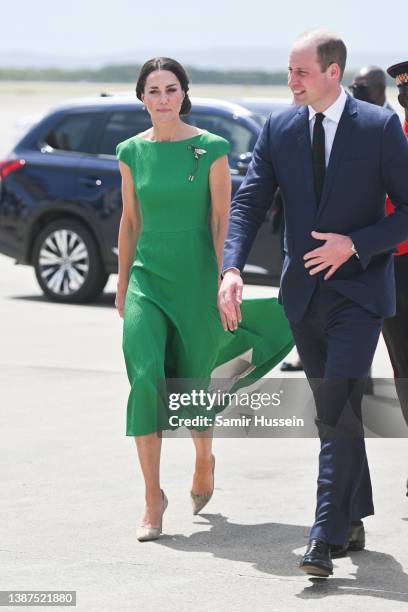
xmin=115 ymin=285 xmax=127 ymax=318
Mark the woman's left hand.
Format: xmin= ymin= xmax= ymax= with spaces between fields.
xmin=115 ymin=285 xmax=127 ymax=318
xmin=218 ymin=270 xmax=243 ymax=331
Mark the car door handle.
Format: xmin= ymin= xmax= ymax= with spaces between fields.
xmin=79 ymin=177 xmax=102 ymax=187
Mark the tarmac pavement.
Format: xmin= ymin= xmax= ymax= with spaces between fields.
xmin=1 ymin=253 xmax=407 ymax=612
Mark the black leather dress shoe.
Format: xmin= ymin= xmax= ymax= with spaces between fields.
xmin=299 ymin=539 xmax=333 ymax=577
xmin=280 ymin=360 xmax=304 ymax=372
xmin=330 ymin=522 xmax=365 ymax=558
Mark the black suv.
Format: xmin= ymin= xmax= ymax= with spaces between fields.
xmin=0 ymin=95 xmax=288 ymax=302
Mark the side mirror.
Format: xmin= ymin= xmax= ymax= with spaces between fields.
xmin=236 ymin=152 xmax=252 ymax=176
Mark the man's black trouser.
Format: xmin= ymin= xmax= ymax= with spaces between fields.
xmin=382 ymin=253 xmax=408 ymax=425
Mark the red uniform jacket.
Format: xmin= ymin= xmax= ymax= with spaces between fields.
xmin=386 ymin=120 xmax=408 ymax=255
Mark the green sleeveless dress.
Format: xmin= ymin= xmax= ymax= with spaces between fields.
xmin=116 ymin=131 xmax=293 ymax=436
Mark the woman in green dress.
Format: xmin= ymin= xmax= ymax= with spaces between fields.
xmin=115 ymin=57 xmax=293 ymax=541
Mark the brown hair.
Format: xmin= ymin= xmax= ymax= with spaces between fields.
xmin=136 ymin=57 xmax=192 ymax=115
xmin=297 ymin=30 xmax=347 ymax=80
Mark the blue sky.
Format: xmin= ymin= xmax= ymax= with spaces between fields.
xmin=2 ymin=0 xmax=406 ymax=68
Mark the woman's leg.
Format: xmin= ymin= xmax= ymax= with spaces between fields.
xmin=190 ymin=428 xmax=215 ymax=496
xmin=135 ymin=432 xmax=165 ymax=527
xmin=123 ymin=288 xmax=169 ymax=526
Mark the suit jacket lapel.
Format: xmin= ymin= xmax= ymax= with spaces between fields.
xmin=317 ymin=94 xmax=358 ymax=217
xmin=295 ymin=106 xmax=316 ymax=210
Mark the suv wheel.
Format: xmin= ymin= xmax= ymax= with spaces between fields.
xmin=32 ymin=218 xmax=109 ymax=303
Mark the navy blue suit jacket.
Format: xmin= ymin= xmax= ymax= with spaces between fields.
xmin=222 ymin=94 xmax=408 ymax=323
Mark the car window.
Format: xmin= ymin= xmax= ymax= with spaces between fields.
xmin=44 ymin=113 xmax=97 ymax=154
xmin=244 ymin=105 xmax=290 ymax=126
xmin=98 ymin=111 xmax=152 ymax=155
xmin=251 ymin=114 xmax=267 ymax=127
xmin=185 ymin=112 xmax=255 ymax=167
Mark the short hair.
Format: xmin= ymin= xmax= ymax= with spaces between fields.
xmin=354 ymin=66 xmax=387 ymax=88
xmin=136 ymin=57 xmax=192 ymax=116
xmin=296 ymin=30 xmax=347 ymax=79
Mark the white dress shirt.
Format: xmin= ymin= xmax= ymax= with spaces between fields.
xmin=308 ymin=86 xmax=348 ymax=167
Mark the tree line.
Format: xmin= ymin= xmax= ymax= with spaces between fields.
xmin=0 ymin=64 xmax=357 ymax=85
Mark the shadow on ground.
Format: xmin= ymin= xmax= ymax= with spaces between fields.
xmin=10 ymin=292 xmax=116 ymax=307
xmin=158 ymin=514 xmax=408 ymax=604
xmin=298 ymin=549 xmax=408 ymax=602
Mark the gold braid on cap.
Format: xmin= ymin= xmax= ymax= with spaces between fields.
xmin=396 ymin=73 xmax=408 ymax=85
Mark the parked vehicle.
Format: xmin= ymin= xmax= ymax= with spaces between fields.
xmin=232 ymin=97 xmax=293 ymax=125
xmin=0 ymin=95 xmax=290 ymax=303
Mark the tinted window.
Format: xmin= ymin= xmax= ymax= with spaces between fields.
xmin=98 ymin=111 xmax=152 ymax=155
xmin=45 ymin=113 xmax=96 ymax=153
xmin=240 ymin=103 xmax=290 ymax=126
xmin=251 ymin=114 xmax=267 ymax=127
xmin=186 ymin=112 xmax=256 ymax=167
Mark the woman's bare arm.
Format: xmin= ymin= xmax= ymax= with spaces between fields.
xmin=116 ymin=160 xmax=141 ymax=317
xmin=209 ymin=154 xmax=231 ymax=277
xmin=209 ymin=155 xmax=242 ymax=332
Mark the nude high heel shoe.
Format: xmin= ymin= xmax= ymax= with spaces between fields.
xmin=137 ymin=489 xmax=168 ymax=542
xmin=190 ymin=455 xmax=215 ymax=515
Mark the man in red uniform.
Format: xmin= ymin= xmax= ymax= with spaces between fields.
xmin=384 ymin=62 xmax=408 ymax=495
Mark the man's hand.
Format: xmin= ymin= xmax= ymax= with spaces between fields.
xmin=303 ymin=231 xmax=354 ymax=280
xmin=218 ymin=270 xmax=243 ymax=331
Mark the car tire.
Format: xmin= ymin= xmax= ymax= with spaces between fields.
xmin=32 ymin=218 xmax=109 ymax=303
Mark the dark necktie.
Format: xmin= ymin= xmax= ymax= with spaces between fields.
xmin=312 ymin=112 xmax=326 ymax=206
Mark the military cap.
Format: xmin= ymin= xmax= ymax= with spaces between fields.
xmin=387 ymin=61 xmax=408 ymax=85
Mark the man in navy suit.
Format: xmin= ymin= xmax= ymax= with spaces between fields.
xmin=218 ymin=29 xmax=408 ymax=577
